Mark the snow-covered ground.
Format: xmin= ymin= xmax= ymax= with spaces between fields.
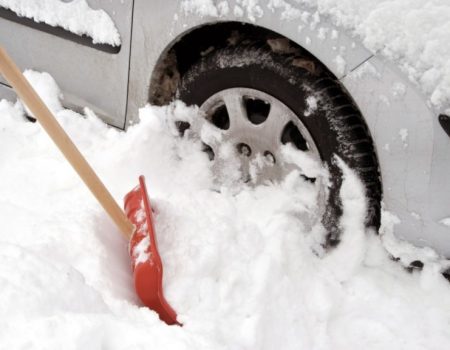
xmin=1 ymin=73 xmax=450 ymax=349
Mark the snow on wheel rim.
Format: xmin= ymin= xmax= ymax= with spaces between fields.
xmin=194 ymin=87 xmax=327 ymax=216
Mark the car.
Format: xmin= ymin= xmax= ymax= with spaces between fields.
xmin=1 ymin=0 xmax=449 ymax=258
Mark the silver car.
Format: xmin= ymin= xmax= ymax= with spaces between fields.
xmin=1 ymin=1 xmax=449 ymax=259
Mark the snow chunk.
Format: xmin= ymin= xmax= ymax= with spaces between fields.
xmin=317 ymin=27 xmax=329 ymax=40
xmin=181 ymin=0 xmax=219 ymax=17
xmin=324 ymin=157 xmax=368 ymax=282
xmin=304 ymin=95 xmax=318 ymax=116
xmin=392 ymin=82 xmax=407 ymax=98
xmin=217 ymin=0 xmax=230 ymax=16
xmin=0 ymin=0 xmax=121 ymax=46
xmin=411 ymin=212 xmax=421 ymax=220
xmin=333 ymin=54 xmax=346 ymax=76
xmin=132 ymin=235 xmax=151 ymax=265
xmin=182 ymin=0 xmax=262 ymax=21
xmin=21 ymin=70 xmax=63 ymax=116
xmin=281 ymin=144 xmax=326 ymax=179
xmin=234 ymin=5 xmax=244 ymax=17
xmin=440 ymin=218 xmax=450 ymax=227
xmin=237 ymin=0 xmax=264 ymax=22
xmin=399 ymin=128 xmax=408 ymax=147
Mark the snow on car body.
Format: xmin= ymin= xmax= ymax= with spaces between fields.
xmin=0 ymin=0 xmax=449 ymax=257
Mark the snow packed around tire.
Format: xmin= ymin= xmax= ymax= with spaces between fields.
xmin=178 ymin=44 xmax=381 ymax=247
xmin=0 ymin=72 xmax=450 ymax=349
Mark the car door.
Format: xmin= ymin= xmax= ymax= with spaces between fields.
xmin=0 ymin=0 xmax=133 ymax=128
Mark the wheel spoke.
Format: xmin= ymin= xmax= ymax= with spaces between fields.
xmin=222 ymin=92 xmax=248 ymax=132
xmin=260 ymin=103 xmax=291 ymax=149
xmin=189 ymin=114 xmax=225 ymax=152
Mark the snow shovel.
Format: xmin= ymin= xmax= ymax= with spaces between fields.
xmin=0 ymin=46 xmax=179 ymax=326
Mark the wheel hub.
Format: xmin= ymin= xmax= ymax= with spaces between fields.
xmin=196 ymin=88 xmax=322 ymax=185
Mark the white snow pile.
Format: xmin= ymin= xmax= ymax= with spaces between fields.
xmin=0 ymin=0 xmax=121 ymax=46
xmin=181 ymin=0 xmax=450 ymax=113
xmin=1 ymin=72 xmax=450 ymax=349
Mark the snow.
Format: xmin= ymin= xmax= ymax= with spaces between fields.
xmin=132 ymin=235 xmax=151 ymax=265
xmin=333 ymin=54 xmax=346 ymax=75
xmin=411 ymin=212 xmax=421 ymax=220
xmin=440 ymin=218 xmax=450 ymax=227
xmin=21 ymin=69 xmax=63 ymax=115
xmin=392 ymin=82 xmax=407 ymax=98
xmin=182 ymin=0 xmax=217 ymax=17
xmin=0 ymin=0 xmax=121 ymax=46
xmin=181 ymin=0 xmax=450 ymax=113
xmin=1 ymin=71 xmax=450 ymax=349
xmin=281 ymin=144 xmax=325 ymax=178
xmin=312 ymin=0 xmax=450 ymax=111
xmin=233 ymin=5 xmax=244 ymax=17
xmin=399 ymin=128 xmax=409 ymax=147
xmin=304 ymin=95 xmax=318 ymax=116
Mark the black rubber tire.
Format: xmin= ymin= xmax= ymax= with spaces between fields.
xmin=177 ymin=45 xmax=381 ymax=247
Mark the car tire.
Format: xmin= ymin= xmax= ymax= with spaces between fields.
xmin=177 ymin=44 xmax=381 ymax=247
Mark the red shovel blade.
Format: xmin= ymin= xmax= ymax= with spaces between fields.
xmin=124 ymin=176 xmax=179 ymax=326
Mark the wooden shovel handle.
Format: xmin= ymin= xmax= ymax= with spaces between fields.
xmin=0 ymin=46 xmax=134 ymax=239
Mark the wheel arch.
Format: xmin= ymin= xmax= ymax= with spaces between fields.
xmin=128 ymin=2 xmax=448 ymax=255
xmin=147 ymin=20 xmax=383 ymax=232
xmin=148 ymin=20 xmax=369 ymax=106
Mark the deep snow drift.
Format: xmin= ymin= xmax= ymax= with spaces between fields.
xmin=0 ymin=73 xmax=450 ymax=349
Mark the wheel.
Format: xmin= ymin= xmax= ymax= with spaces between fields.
xmin=177 ymin=44 xmax=381 ymax=247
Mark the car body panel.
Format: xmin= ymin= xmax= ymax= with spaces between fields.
xmin=342 ymin=57 xmax=450 ymax=253
xmin=0 ymin=0 xmax=133 ymax=128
